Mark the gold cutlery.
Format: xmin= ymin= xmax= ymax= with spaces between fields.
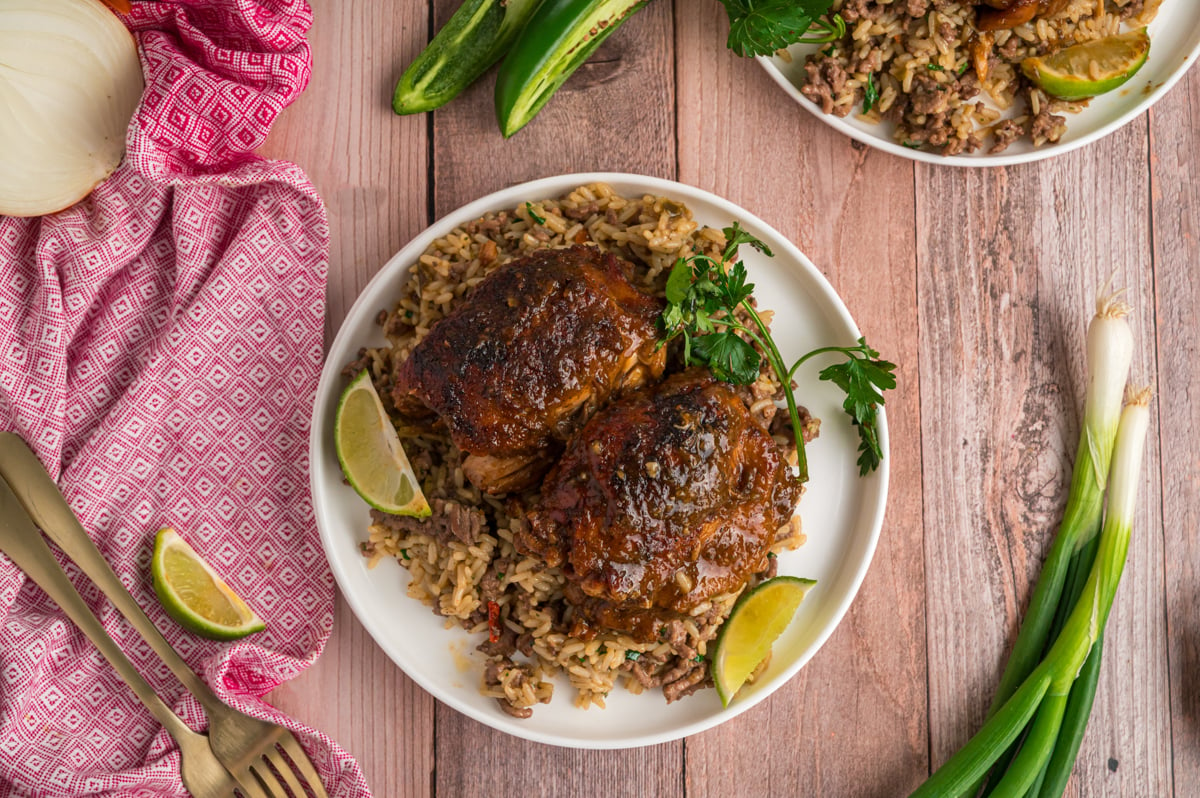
xmin=0 ymin=474 xmax=243 ymax=796
xmin=0 ymin=433 xmax=329 ymax=798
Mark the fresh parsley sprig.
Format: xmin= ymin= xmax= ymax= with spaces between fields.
xmin=719 ymin=0 xmax=840 ymax=58
xmin=660 ymin=224 xmax=896 ymax=482
xmin=791 ymin=339 xmax=896 ymax=476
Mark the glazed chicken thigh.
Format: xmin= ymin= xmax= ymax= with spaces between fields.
xmin=520 ymin=369 xmax=801 ymax=641
xmin=391 ymin=245 xmax=666 ymax=494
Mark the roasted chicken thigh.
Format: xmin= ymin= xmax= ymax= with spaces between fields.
xmin=391 ymin=245 xmax=666 ymax=494
xmin=520 ymin=369 xmax=801 ymax=641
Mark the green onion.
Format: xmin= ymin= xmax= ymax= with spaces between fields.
xmin=912 ymin=388 xmax=1149 ymax=797
xmin=986 ymin=290 xmax=1133 ymax=713
xmin=863 ymin=73 xmax=880 ymax=113
xmin=967 ymin=291 xmax=1133 ymax=795
xmin=1036 ymin=632 xmax=1103 ymax=797
xmin=910 ymin=289 xmax=1148 ymax=798
xmin=525 ymin=202 xmax=546 ymax=225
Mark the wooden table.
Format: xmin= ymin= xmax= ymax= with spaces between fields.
xmin=262 ymin=5 xmax=1198 ymax=796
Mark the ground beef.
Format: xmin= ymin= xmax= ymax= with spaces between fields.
xmin=664 ymin=666 xmax=711 ymax=703
xmin=999 ymin=34 xmax=1022 ymax=60
xmin=956 ymin=72 xmax=980 ymax=102
xmin=1118 ymin=0 xmax=1144 ymax=18
xmin=478 ymin=557 xmax=511 ymax=602
xmin=882 ymin=92 xmax=911 ymax=124
xmin=906 ymin=0 xmax=930 ymax=14
xmin=497 ymin=701 xmax=532 ymax=719
xmin=624 ymin=655 xmax=696 ymax=690
xmin=477 ymin=623 xmax=518 ymax=658
xmin=801 ymin=56 xmax=851 ymax=117
xmin=850 ymin=49 xmax=884 ymax=75
xmin=369 ymin=497 xmax=486 ymax=547
xmin=910 ymin=74 xmax=952 ymax=116
xmin=464 ymin=213 xmax=507 ymax=235
xmin=1030 ymin=106 xmax=1066 ymax=143
xmin=562 ymin=201 xmax=599 ymax=221
xmin=989 ymin=119 xmax=1025 ymax=153
xmin=484 ymin=658 xmax=536 ymax=719
xmin=838 ymin=0 xmax=886 ymax=22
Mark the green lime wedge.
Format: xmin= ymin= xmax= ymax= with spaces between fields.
xmin=335 ymin=369 xmax=431 ymax=517
xmin=151 ymin=528 xmax=266 ymax=641
xmin=711 ymin=575 xmax=816 ymax=707
xmin=1022 ymin=28 xmax=1150 ymax=101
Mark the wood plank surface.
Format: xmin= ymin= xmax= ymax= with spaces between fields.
xmin=257 ymin=3 xmax=1198 ymax=796
xmin=1150 ymin=66 xmax=1200 ymax=794
xmin=676 ymin=7 xmax=929 ymax=798
xmin=916 ymin=121 xmax=1172 ymax=794
xmin=258 ymin=4 xmax=435 ymax=795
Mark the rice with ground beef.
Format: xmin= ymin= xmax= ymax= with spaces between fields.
xmin=344 ymin=183 xmax=812 ymax=717
xmin=790 ymin=0 xmax=1162 ymax=155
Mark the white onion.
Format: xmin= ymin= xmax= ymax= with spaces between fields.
xmin=0 ymin=0 xmax=144 ymax=217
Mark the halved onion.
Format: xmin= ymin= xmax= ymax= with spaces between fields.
xmin=0 ymin=0 xmax=144 ymax=217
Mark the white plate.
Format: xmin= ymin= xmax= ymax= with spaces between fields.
xmin=760 ymin=4 xmax=1200 ymax=166
xmin=309 ymin=173 xmax=889 ymax=748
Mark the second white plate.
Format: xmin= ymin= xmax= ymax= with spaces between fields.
xmin=760 ymin=4 xmax=1200 ymax=166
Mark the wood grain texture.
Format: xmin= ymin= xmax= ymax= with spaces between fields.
xmin=430 ymin=0 xmax=677 ymax=212
xmin=260 ymin=0 xmax=432 ymax=339
xmin=676 ymin=7 xmax=927 ymax=798
xmin=1149 ymin=66 xmax=1200 ymax=795
xmin=916 ymin=118 xmax=1172 ymax=794
xmin=259 ymin=3 xmax=433 ymax=795
xmin=434 ymin=716 xmax=683 ymax=798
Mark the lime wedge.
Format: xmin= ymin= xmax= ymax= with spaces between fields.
xmin=151 ymin=528 xmax=266 ymax=641
xmin=711 ymin=575 xmax=816 ymax=707
xmin=335 ymin=369 xmax=431 ymax=517
xmin=1022 ymin=29 xmax=1150 ymax=101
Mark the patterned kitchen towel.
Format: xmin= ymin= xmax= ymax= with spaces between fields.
xmin=0 ymin=1 xmax=370 ymax=795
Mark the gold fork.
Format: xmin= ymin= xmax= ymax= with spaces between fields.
xmin=0 ymin=475 xmax=243 ymax=797
xmin=0 ymin=433 xmax=329 ymax=798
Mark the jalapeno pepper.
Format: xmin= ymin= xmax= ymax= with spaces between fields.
xmin=393 ymin=0 xmax=544 ymax=115
xmin=494 ymin=0 xmax=649 ymax=137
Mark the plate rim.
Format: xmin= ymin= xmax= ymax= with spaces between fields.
xmin=308 ymin=171 xmax=890 ymax=748
xmin=757 ymin=8 xmax=1200 ymax=168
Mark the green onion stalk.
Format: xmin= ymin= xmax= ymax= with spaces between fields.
xmin=968 ymin=290 xmax=1134 ymax=796
xmin=988 ymin=290 xmax=1133 ymax=713
xmin=909 ymin=287 xmax=1146 ymax=798
xmin=911 ymin=387 xmax=1150 ymax=798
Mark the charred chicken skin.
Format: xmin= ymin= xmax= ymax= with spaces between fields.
xmin=391 ymin=245 xmax=666 ymax=495
xmin=520 ymin=369 xmax=801 ymax=641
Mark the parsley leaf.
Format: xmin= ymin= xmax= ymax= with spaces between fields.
xmin=719 ymin=0 xmax=836 ymax=57
xmin=659 ymin=224 xmax=896 ymax=482
xmin=691 ymin=330 xmax=761 ymax=384
xmin=722 ymin=222 xmax=773 ymax=261
xmin=811 ymin=340 xmax=897 ymax=475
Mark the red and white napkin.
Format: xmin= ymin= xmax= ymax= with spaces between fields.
xmin=0 ymin=1 xmax=370 ymax=794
